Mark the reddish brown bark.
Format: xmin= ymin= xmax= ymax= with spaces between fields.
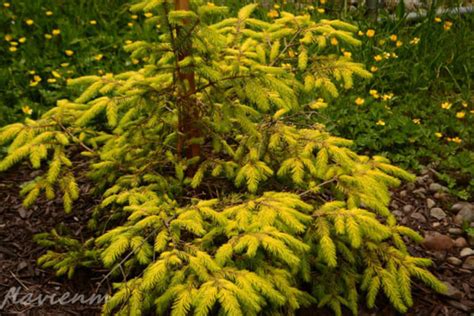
xmin=175 ymin=0 xmax=201 ymax=161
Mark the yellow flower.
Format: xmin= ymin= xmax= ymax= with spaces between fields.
xmin=33 ymin=75 xmax=42 ymax=82
xmin=369 ymin=89 xmax=379 ymax=99
xmin=390 ymin=34 xmax=397 ymax=42
xmin=61 ymin=63 xmax=69 ymax=67
xmin=374 ymin=55 xmax=383 ymax=62
xmin=366 ymin=29 xmax=375 ymax=38
xmin=25 ymin=19 xmax=34 ymax=25
xmin=267 ymin=9 xmax=279 ymax=18
xmin=382 ymin=93 xmax=394 ymax=101
xmin=443 ymin=21 xmax=452 ymax=31
xmin=370 ymin=66 xmax=378 ymax=73
xmin=45 ymin=11 xmax=53 ymax=16
xmin=10 ymin=41 xmax=18 ymax=46
xmin=51 ymin=70 xmax=61 ymax=78
xmin=95 ymin=54 xmax=103 ymax=61
xmin=47 ymin=78 xmax=57 ymax=83
xmin=3 ymin=2 xmax=10 ymax=7
xmin=131 ymin=14 xmax=138 ymax=20
xmin=355 ymin=97 xmax=365 ymax=106
xmin=132 ymin=58 xmax=140 ymax=64
xmin=144 ymin=12 xmax=153 ymax=18
xmin=412 ymin=118 xmax=421 ymax=124
xmin=125 ymin=40 xmax=133 ymax=45
xmin=28 ymin=70 xmax=35 ymax=75
xmin=30 ymin=81 xmax=39 ymax=87
xmin=410 ymin=37 xmax=420 ymax=45
xmin=22 ymin=106 xmax=33 ymax=115
xmin=390 ymin=52 xmax=398 ymax=58
xmin=310 ymin=98 xmax=327 ymax=110
xmin=207 ymin=2 xmax=215 ymax=7
xmin=450 ymin=137 xmax=462 ymax=144
xmin=18 ymin=37 xmax=26 ymax=43
xmin=274 ymin=4 xmax=280 ymax=9
xmin=435 ymin=132 xmax=443 ymax=138
xmin=9 ymin=46 xmax=17 ymax=52
xmin=396 ymin=40 xmax=403 ymax=47
xmin=321 ymin=0 xmax=327 ymax=3
xmin=378 ymin=39 xmax=386 ymax=46
xmin=317 ymin=8 xmax=325 ymax=13
xmin=434 ymin=17 xmax=442 ymax=23
xmin=456 ymin=111 xmax=465 ymax=119
xmin=343 ymin=51 xmax=352 ymax=58
xmin=64 ymin=50 xmax=74 ymax=56
xmin=461 ymin=101 xmax=468 ymax=108
xmin=127 ymin=22 xmax=134 ymax=27
xmin=52 ymin=29 xmax=61 ymax=36
xmin=376 ymin=120 xmax=386 ymax=126
xmin=441 ymin=102 xmax=452 ymax=110
xmin=357 ymin=30 xmax=364 ymax=36
xmin=4 ymin=34 xmax=12 ymax=41
xmin=89 ymin=20 xmax=97 ymax=25
xmin=44 ymin=34 xmax=52 ymax=39
xmin=330 ymin=37 xmax=338 ymax=46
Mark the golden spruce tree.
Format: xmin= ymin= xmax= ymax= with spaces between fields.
xmin=0 ymin=0 xmax=446 ymax=315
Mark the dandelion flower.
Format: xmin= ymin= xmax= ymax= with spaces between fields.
xmin=396 ymin=40 xmax=403 ymax=47
xmin=44 ymin=34 xmax=52 ymax=39
xmin=441 ymin=102 xmax=452 ymax=110
xmin=443 ymin=21 xmax=452 ymax=31
xmin=51 ymin=70 xmax=61 ymax=78
xmin=330 ymin=37 xmax=338 ymax=46
xmin=267 ymin=9 xmax=279 ymax=18
xmin=131 ymin=14 xmax=138 ymax=20
xmin=434 ymin=17 xmax=442 ymax=23
xmin=343 ymin=51 xmax=352 ymax=58
xmin=366 ymin=29 xmax=375 ymax=38
xmin=369 ymin=89 xmax=379 ymax=99
xmin=370 ymin=66 xmax=378 ymax=73
xmin=18 ymin=37 xmax=26 ymax=43
xmin=374 ymin=55 xmax=383 ymax=62
xmin=95 ymin=54 xmax=103 ymax=61
xmin=144 ymin=12 xmax=153 ymax=18
xmin=3 ymin=2 xmax=10 ymax=8
xmin=25 ymin=19 xmax=34 ymax=25
xmin=355 ymin=97 xmax=365 ymax=106
xmin=456 ymin=111 xmax=465 ymax=119
xmin=317 ymin=8 xmax=325 ymax=13
xmin=390 ymin=34 xmax=397 ymax=42
xmin=376 ymin=120 xmax=386 ymax=126
xmin=9 ymin=46 xmax=17 ymax=52
xmin=89 ymin=20 xmax=97 ymax=25
xmin=412 ymin=118 xmax=421 ymax=124
xmin=462 ymin=101 xmax=468 ymax=108
xmin=52 ymin=29 xmax=61 ymax=36
xmin=45 ymin=11 xmax=53 ymax=16
xmin=64 ymin=50 xmax=74 ymax=56
xmin=47 ymin=78 xmax=57 ymax=83
xmin=4 ymin=34 xmax=12 ymax=41
xmin=435 ymin=132 xmax=442 ymax=138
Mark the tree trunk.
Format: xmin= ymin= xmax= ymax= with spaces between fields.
xmin=175 ymin=0 xmax=201 ymax=161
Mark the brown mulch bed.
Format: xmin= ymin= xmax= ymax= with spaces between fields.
xmin=0 ymin=166 xmax=472 ymax=315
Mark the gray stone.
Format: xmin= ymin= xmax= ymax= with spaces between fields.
xmin=457 ymin=208 xmax=474 ymax=223
xmin=392 ymin=210 xmax=403 ymax=217
xmin=422 ymin=232 xmax=453 ymax=251
xmin=430 ymin=207 xmax=446 ymax=220
xmin=410 ymin=212 xmax=426 ymax=223
xmin=402 ymin=205 xmax=414 ymax=213
xmin=451 ymin=202 xmax=473 ymax=213
xmin=399 ymin=190 xmax=407 ymax=198
xmin=462 ymin=256 xmax=474 ymax=270
xmin=454 ymin=237 xmax=468 ymax=248
xmin=406 ymin=182 xmax=416 ymax=191
xmin=426 ymin=198 xmax=436 ymax=209
xmin=448 ymin=228 xmax=463 ymax=235
xmin=460 ymin=248 xmax=474 ymax=258
xmin=429 ymin=183 xmax=443 ymax=192
xmin=442 ymin=282 xmax=463 ymax=299
xmin=447 ymin=257 xmax=462 ymax=266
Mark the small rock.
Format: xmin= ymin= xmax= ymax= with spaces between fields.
xmin=426 ymin=198 xmax=436 ymax=209
xmin=430 ymin=207 xmax=447 ymax=220
xmin=390 ymin=201 xmax=399 ymax=209
xmin=415 ymin=176 xmax=425 ymax=185
xmin=432 ymin=222 xmax=441 ymax=228
xmin=422 ymin=232 xmax=454 ymax=251
xmin=403 ymin=205 xmax=414 ymax=213
xmin=429 ymin=183 xmax=443 ymax=192
xmin=411 ymin=212 xmax=427 ymax=223
xmin=433 ymin=192 xmax=446 ymax=200
xmin=392 ymin=210 xmax=403 ymax=217
xmin=454 ymin=237 xmax=468 ymax=248
xmin=399 ymin=190 xmax=407 ymax=198
xmin=406 ymin=183 xmax=416 ymax=191
xmin=460 ymin=248 xmax=474 ymax=258
xmin=448 ymin=228 xmax=463 ymax=235
xmin=442 ymin=282 xmax=463 ymax=299
xmin=462 ymin=256 xmax=474 ymax=270
xmin=454 ymin=208 xmax=474 ymax=224
xmin=447 ymin=257 xmax=462 ymax=266
xmin=413 ymin=188 xmax=427 ymax=198
xmin=451 ymin=202 xmax=473 ymax=213
xmin=17 ymin=207 xmax=27 ymax=219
